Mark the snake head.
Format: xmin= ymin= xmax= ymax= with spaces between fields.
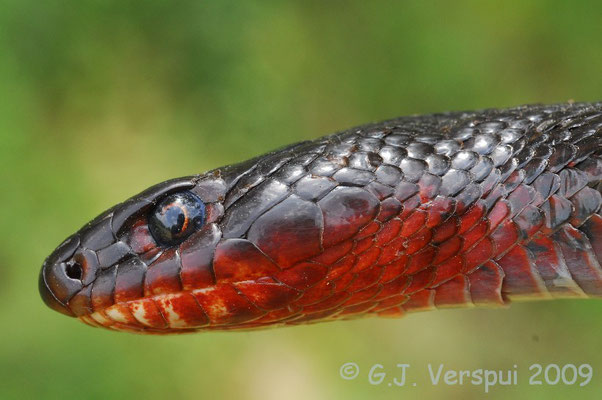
xmin=38 ymin=174 xmax=228 ymax=326
xmin=38 ymin=145 xmax=334 ymax=332
xmin=38 ymin=136 xmax=390 ymax=333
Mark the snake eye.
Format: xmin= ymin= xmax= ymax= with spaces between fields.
xmin=148 ymin=191 xmax=205 ymax=247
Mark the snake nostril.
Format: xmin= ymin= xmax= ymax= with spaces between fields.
xmin=65 ymin=261 xmax=83 ymax=280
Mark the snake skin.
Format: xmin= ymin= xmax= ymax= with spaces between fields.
xmin=39 ymin=102 xmax=602 ymax=334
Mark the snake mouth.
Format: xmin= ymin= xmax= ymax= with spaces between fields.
xmin=74 ymin=280 xmax=298 ymax=334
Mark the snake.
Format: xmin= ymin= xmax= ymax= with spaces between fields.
xmin=39 ymin=102 xmax=602 ymax=334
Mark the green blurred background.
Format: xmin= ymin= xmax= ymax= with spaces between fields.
xmin=1 ymin=1 xmax=601 ymax=399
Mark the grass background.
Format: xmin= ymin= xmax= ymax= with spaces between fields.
xmin=1 ymin=1 xmax=601 ymax=399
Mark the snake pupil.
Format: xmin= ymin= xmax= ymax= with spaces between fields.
xmin=173 ymin=213 xmax=186 ymax=234
xmin=148 ymin=191 xmax=206 ymax=247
